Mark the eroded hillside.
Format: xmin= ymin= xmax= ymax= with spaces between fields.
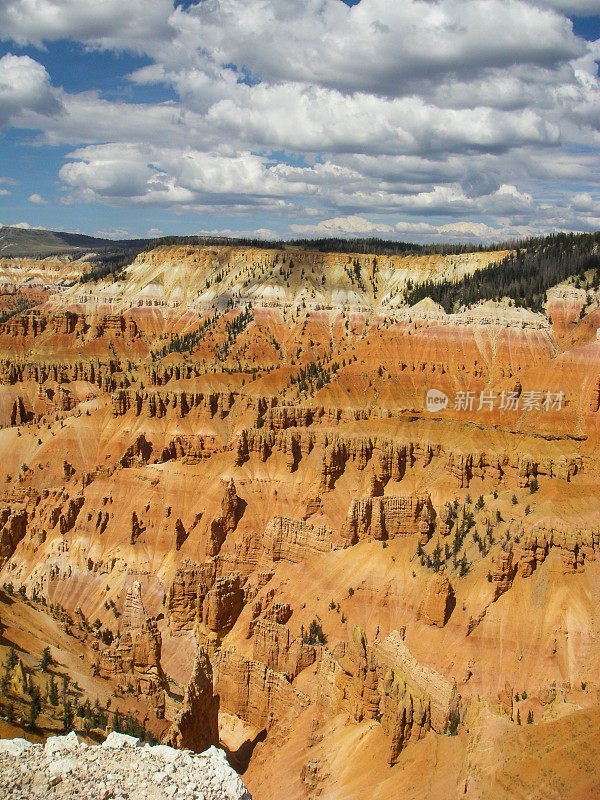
xmin=1 ymin=239 xmax=600 ymax=800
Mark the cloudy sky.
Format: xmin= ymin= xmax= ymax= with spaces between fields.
xmin=0 ymin=0 xmax=598 ymax=242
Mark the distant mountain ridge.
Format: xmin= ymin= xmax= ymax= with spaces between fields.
xmin=0 ymin=226 xmax=151 ymax=258
xmin=0 ymin=225 xmax=532 ymax=261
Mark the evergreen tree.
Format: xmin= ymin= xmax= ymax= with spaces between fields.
xmin=62 ymin=698 xmax=74 ymax=732
xmin=40 ymin=646 xmax=52 ymax=673
xmin=6 ymin=646 xmax=18 ymax=672
xmin=48 ymin=676 xmax=59 ymax=706
xmin=28 ymin=687 xmax=41 ymax=728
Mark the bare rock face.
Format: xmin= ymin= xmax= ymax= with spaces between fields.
xmin=422 ymin=570 xmax=455 ymax=627
xmin=167 ymin=562 xmax=217 ymax=632
xmin=164 ymin=646 xmax=219 ymax=752
xmin=0 ymin=507 xmax=27 ymax=568
xmin=123 ymin=580 xmax=147 ymax=630
xmin=208 ymin=479 xmax=243 ymax=556
xmin=201 ymin=574 xmax=245 ymax=633
xmin=252 ymin=619 xmax=316 ymax=680
xmin=95 ymin=582 xmax=167 ymax=718
xmin=320 ymin=441 xmax=347 ymax=491
xmin=59 ymin=496 xmax=84 ymax=535
xmin=324 ymin=627 xmax=460 ymax=766
xmin=120 ymin=434 xmax=153 ymax=467
xmin=380 ymin=668 xmax=431 ymax=765
xmin=161 ymin=434 xmax=218 ymax=464
xmin=215 ymin=647 xmax=309 ymax=729
xmin=590 ymin=376 xmax=600 ymax=412
xmin=10 ymin=395 xmax=29 ymax=426
xmin=497 ymin=681 xmax=514 ymax=718
xmin=437 ymin=504 xmax=453 ymax=537
xmin=373 ymin=631 xmax=460 ymax=762
xmin=5 ymin=242 xmax=600 ymax=800
xmin=337 ymin=626 xmax=380 ymax=721
xmin=514 ymin=524 xmax=599 ymax=577
xmin=130 ymin=510 xmax=145 ymax=544
xmin=266 ymin=516 xmax=333 ymax=563
xmin=343 ymin=494 xmax=434 ymax=544
xmin=490 ymin=548 xmax=517 ymax=600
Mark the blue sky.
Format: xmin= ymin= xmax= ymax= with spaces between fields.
xmin=0 ymin=0 xmax=598 ymax=242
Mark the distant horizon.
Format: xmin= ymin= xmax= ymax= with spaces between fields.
xmin=2 ymin=221 xmax=599 ymax=254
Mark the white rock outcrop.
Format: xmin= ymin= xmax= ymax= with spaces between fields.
xmin=0 ymin=732 xmax=251 ymax=800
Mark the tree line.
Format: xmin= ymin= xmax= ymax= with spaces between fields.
xmin=404 ymin=231 xmax=600 ymax=312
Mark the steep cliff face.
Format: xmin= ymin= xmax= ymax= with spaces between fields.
xmin=165 ymin=646 xmax=219 ymax=752
xmin=344 ymin=494 xmax=434 ymax=544
xmin=208 ymin=480 xmax=244 ymax=557
xmin=317 ymin=626 xmax=459 ymax=766
xmin=422 ymin=571 xmax=455 ymax=628
xmin=252 ymin=619 xmax=316 ymax=680
xmin=0 ymin=507 xmax=27 ymax=567
xmin=167 ymin=562 xmax=217 ymax=632
xmin=215 ymin=647 xmax=310 ymax=730
xmin=94 ymin=582 xmax=167 ymax=718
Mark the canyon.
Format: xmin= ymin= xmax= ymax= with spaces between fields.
xmin=1 ymin=235 xmax=600 ymax=799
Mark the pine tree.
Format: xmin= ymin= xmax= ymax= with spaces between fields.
xmin=6 ymin=646 xmax=17 ymax=672
xmin=48 ymin=676 xmax=59 ymax=706
xmin=40 ymin=646 xmax=52 ymax=673
xmin=112 ymin=709 xmax=122 ymax=732
xmin=28 ymin=687 xmax=41 ymax=728
xmin=62 ymin=698 xmax=74 ymax=732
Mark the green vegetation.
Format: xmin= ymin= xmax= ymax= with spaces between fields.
xmin=152 ymin=311 xmax=221 ymax=359
xmin=40 ymin=646 xmax=52 ymax=673
xmin=405 ymin=232 xmax=600 ymax=312
xmin=291 ymin=359 xmax=339 ymax=394
xmin=0 ymin=298 xmax=38 ymax=324
xmin=445 ymin=708 xmax=460 ymax=735
xmin=218 ymin=307 xmax=254 ymax=359
xmin=79 ymin=247 xmax=145 ymax=283
xmin=302 ymin=619 xmax=326 ymax=646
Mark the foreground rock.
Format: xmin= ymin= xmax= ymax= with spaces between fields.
xmin=0 ymin=732 xmax=250 ymax=800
